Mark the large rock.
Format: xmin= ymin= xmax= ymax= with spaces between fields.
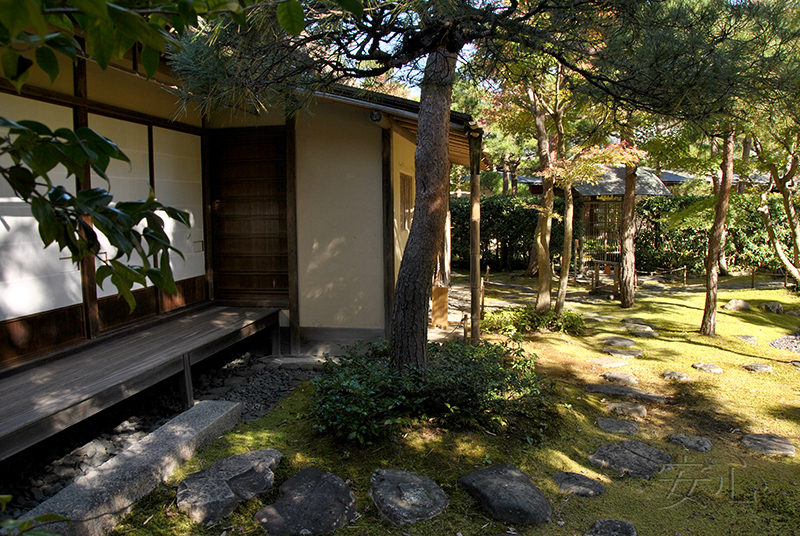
xmin=741 ymin=434 xmax=796 ymax=456
xmin=670 ymin=434 xmax=712 ymax=452
xmin=177 ymin=449 xmax=283 ymax=525
xmin=368 ymin=469 xmax=448 ymax=526
xmin=760 ymin=301 xmax=784 ymax=314
xmin=457 ymin=465 xmax=551 ymax=524
xmin=723 ymin=299 xmax=751 ymax=311
xmin=254 ymin=468 xmax=357 ymax=535
xmin=596 ymin=418 xmax=639 ymax=435
xmin=692 ymin=362 xmax=723 ymax=374
xmin=553 ymin=472 xmax=606 ymax=497
xmin=607 ymin=402 xmax=647 ymax=419
xmin=589 ymin=440 xmax=672 ymax=478
xmin=584 ymin=518 xmax=637 ymax=536
xmin=744 ymin=363 xmax=773 ymax=373
xmin=585 ymin=384 xmax=666 ymax=404
xmin=662 ymin=371 xmax=691 ymax=382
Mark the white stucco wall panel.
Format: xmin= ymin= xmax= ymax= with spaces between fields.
xmin=295 ymin=104 xmax=384 ymax=330
xmin=0 ymin=94 xmax=80 ymax=320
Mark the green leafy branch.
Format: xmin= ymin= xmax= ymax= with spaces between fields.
xmin=0 ymin=494 xmax=66 ymax=536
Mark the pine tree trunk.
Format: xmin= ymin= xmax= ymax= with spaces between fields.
xmin=554 ymin=185 xmax=574 ymax=315
xmin=619 ymin=164 xmax=637 ymax=308
xmin=758 ymin=191 xmax=800 ymax=287
xmin=701 ymin=129 xmax=735 ymax=336
xmin=390 ymin=50 xmax=456 ymax=370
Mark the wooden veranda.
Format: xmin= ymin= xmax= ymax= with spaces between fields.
xmin=0 ymin=304 xmax=280 ymax=461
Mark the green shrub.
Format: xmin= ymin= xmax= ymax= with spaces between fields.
xmin=310 ymin=339 xmax=553 ymax=444
xmin=482 ymin=305 xmax=585 ymax=336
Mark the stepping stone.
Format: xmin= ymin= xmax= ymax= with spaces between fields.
xmin=368 ymin=469 xmax=448 ymax=526
xmin=662 ymin=371 xmax=691 ymax=382
xmin=631 ymin=331 xmax=659 ymax=338
xmin=744 ymin=363 xmax=773 ymax=373
xmin=177 ymin=449 xmax=283 ymax=525
xmin=607 ymin=402 xmax=647 ymax=420
xmin=458 ymin=465 xmax=551 ymax=525
xmin=584 ymin=519 xmax=637 ymax=536
xmin=601 ymin=371 xmax=639 ymax=386
xmin=602 ymin=348 xmax=643 ymax=358
xmin=621 ymin=318 xmax=656 ymax=329
xmin=589 ymin=440 xmax=672 ymax=478
xmin=622 ymin=323 xmax=653 ymax=332
xmin=670 ymin=434 xmax=712 ymax=452
xmin=735 ymin=335 xmax=758 ymax=346
xmin=254 ymin=468 xmax=357 ymax=535
xmin=589 ymin=357 xmax=629 ymax=368
xmin=741 ymin=434 xmax=796 ymax=456
xmin=553 ymin=472 xmax=606 ymax=497
xmin=723 ymin=299 xmax=751 ymax=311
xmin=585 ymin=384 xmax=666 ymax=404
xmin=760 ymin=301 xmax=784 ymax=314
xmin=603 ymin=337 xmax=636 ymax=348
xmin=596 ymin=418 xmax=639 ymax=435
xmin=792 ymin=361 xmax=800 ymax=368
xmin=692 ymin=362 xmax=723 ymax=374
xmin=586 ymin=315 xmax=617 ymax=322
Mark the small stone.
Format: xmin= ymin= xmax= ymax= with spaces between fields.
xmin=723 ymin=299 xmax=751 ymax=311
xmin=741 ymin=434 xmax=795 ymax=456
xmin=208 ymin=387 xmax=232 ymax=396
xmin=760 ymin=301 xmax=784 ymax=314
xmin=603 ymin=337 xmax=636 ymax=348
xmin=223 ymin=376 xmax=248 ymax=388
xmin=744 ymin=363 xmax=773 ymax=373
xmin=601 ymin=371 xmax=639 ymax=386
xmin=596 ymin=418 xmax=639 ymax=435
xmin=735 ymin=335 xmax=758 ymax=346
xmin=588 ymin=357 xmax=629 ymax=368
xmin=113 ymin=420 xmax=137 ymax=433
xmin=670 ymin=434 xmax=713 ymax=452
xmin=553 ymin=472 xmax=605 ymax=497
xmin=662 ymin=371 xmax=691 ymax=382
xmin=692 ymin=362 xmax=723 ymax=374
xmin=250 ymin=363 xmax=267 ymax=373
xmin=607 ymin=402 xmax=647 ymax=419
xmin=602 ymin=348 xmax=643 ymax=358
xmin=584 ymin=518 xmax=637 ymax=536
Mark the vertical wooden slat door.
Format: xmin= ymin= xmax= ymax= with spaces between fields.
xmin=209 ymin=127 xmax=289 ymax=306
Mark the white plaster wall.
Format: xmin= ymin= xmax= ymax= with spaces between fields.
xmin=392 ymin=130 xmax=417 ymax=282
xmin=295 ymin=104 xmax=384 ymax=329
xmin=87 ymin=115 xmax=150 ymax=298
xmin=0 ymin=94 xmax=81 ymax=320
xmin=152 ymin=127 xmax=205 ymax=281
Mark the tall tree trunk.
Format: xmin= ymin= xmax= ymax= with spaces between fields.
xmin=524 ymin=87 xmax=551 ymax=281
xmin=502 ymin=154 xmax=510 ymax=196
xmin=619 ymin=164 xmax=637 ymax=308
xmin=536 ymin=176 xmax=554 ymax=311
xmin=701 ymin=129 xmax=735 ymax=336
xmin=555 ymin=185 xmax=574 ymax=314
xmin=758 ymin=190 xmax=800 ymax=287
xmin=390 ymin=50 xmax=456 ymax=370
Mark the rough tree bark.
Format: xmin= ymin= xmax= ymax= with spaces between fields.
xmin=535 ymin=175 xmax=554 ymax=312
xmin=554 ymin=184 xmax=574 ymax=314
xmin=701 ymin=129 xmax=735 ymax=336
xmin=619 ymin=163 xmax=637 ymax=308
xmin=390 ymin=50 xmax=457 ymax=370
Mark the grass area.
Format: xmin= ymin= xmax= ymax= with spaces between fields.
xmin=110 ymin=280 xmax=800 ymax=536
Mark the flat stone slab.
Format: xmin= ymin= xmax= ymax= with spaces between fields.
xmin=631 ymin=331 xmax=659 ymax=338
xmin=692 ymin=362 xmax=723 ymax=374
xmin=584 ymin=518 xmax=638 ymax=536
xmin=589 ymin=440 xmax=672 ymax=478
xmin=368 ymin=469 xmax=448 ymax=526
xmin=621 ymin=318 xmax=656 ymax=329
xmin=735 ymin=335 xmax=758 ymax=346
xmin=744 ymin=363 xmax=773 ymax=373
xmin=586 ymin=384 xmax=666 ymax=404
xmin=254 ymin=467 xmax=357 ymax=535
xmin=662 ymin=371 xmax=691 ymax=382
xmin=22 ymin=401 xmax=242 ymax=536
xmin=586 ymin=315 xmax=618 ymax=322
xmin=553 ymin=472 xmax=606 ymax=497
xmin=670 ymin=434 xmax=712 ymax=452
xmin=458 ymin=465 xmax=551 ymax=525
xmin=602 ymin=348 xmax=643 ymax=358
xmin=607 ymin=402 xmax=647 ymax=419
xmin=601 ymin=371 xmax=639 ymax=386
xmin=741 ymin=434 xmax=796 ymax=456
xmin=622 ymin=323 xmax=653 ymax=332
xmin=589 ymin=357 xmax=629 ymax=368
xmin=177 ymin=449 xmax=283 ymax=524
xmin=723 ymin=299 xmax=751 ymax=311
xmin=596 ymin=418 xmax=639 ymax=435
xmin=603 ymin=337 xmax=637 ymax=348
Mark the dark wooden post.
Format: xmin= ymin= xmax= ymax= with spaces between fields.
xmin=467 ymin=122 xmax=483 ymax=343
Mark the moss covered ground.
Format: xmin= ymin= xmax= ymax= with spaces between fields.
xmin=110 ymin=275 xmax=800 ymax=536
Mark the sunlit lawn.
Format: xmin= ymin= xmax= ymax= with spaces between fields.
xmin=111 ymin=276 xmax=800 ymax=536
